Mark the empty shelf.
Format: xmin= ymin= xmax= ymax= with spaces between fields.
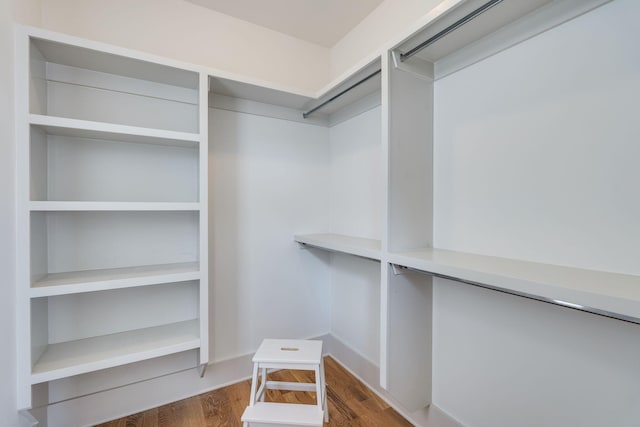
xmin=31 ymin=319 xmax=200 ymax=384
xmin=29 ymin=201 xmax=200 ymax=211
xmin=31 ymin=262 xmax=200 ymax=297
xmin=389 ymin=249 xmax=640 ymax=323
xmin=30 ymin=114 xmax=200 ymax=147
xmin=294 ymin=233 xmax=381 ymax=261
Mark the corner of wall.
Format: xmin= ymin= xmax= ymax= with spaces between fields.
xmin=328 ymin=0 xmax=445 ymax=80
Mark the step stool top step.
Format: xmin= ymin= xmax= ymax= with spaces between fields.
xmin=253 ymin=339 xmax=323 ymax=364
xmin=242 ymin=402 xmax=324 ymax=426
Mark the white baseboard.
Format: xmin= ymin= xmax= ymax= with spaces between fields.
xmin=323 ymin=334 xmax=463 ymax=427
xmin=40 ymin=333 xmax=461 ymax=427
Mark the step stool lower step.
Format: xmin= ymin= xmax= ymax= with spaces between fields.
xmin=241 ymin=402 xmax=324 ymax=426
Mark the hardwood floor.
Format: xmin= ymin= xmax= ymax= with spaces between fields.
xmin=95 ymin=356 xmax=412 ymax=427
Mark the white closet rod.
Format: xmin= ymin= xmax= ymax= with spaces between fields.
xmin=391 ymin=264 xmax=640 ymax=326
xmin=399 ymin=0 xmax=504 ymax=62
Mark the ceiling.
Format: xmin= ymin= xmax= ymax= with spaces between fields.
xmin=185 ymin=0 xmax=385 ymax=47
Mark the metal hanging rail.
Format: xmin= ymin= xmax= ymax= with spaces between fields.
xmin=302 ymin=69 xmax=381 ymax=119
xmin=391 ymin=263 xmax=640 ymax=326
xmin=400 ymin=0 xmax=504 ymax=62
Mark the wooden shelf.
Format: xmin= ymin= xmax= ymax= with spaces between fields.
xmin=388 ymin=249 xmax=640 ymax=322
xmin=31 ymin=319 xmax=200 ymax=384
xmin=31 ymin=262 xmax=200 ymax=297
xmin=30 ymin=114 xmax=200 ymax=147
xmin=29 ymin=201 xmax=200 ymax=211
xmin=294 ymin=233 xmax=381 ymax=261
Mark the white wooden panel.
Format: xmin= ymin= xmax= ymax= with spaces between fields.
xmin=31 ymin=262 xmax=200 ymax=297
xmin=197 ymin=71 xmax=209 ymax=366
xmin=46 ymin=281 xmax=198 ymax=343
xmin=387 ymin=60 xmax=433 ymax=252
xmin=45 ymin=81 xmax=198 ymax=132
xmin=209 ymin=107 xmax=331 ymax=362
xmin=30 ymin=114 xmax=200 ymax=146
xmin=42 ymin=135 xmax=198 ymax=202
xmin=40 ymin=211 xmax=198 ymax=273
xmin=329 ymin=106 xmax=382 ymax=240
xmin=32 ymin=319 xmax=200 ymax=384
xmin=330 ymin=255 xmax=381 ymax=365
xmin=386 ymin=268 xmax=432 ymax=411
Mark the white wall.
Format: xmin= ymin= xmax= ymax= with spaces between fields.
xmin=40 ymin=0 xmax=329 ymax=94
xmin=432 ymin=0 xmax=640 ymax=425
xmin=209 ymin=107 xmax=332 ymax=362
xmin=328 ymin=106 xmax=382 ymax=365
xmin=2 ymin=1 xmax=41 ymax=425
xmin=329 ymin=0 xmax=447 ymax=81
xmin=36 ymin=0 xmax=456 ymax=96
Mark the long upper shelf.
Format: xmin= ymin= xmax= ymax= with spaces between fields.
xmin=294 ymin=233 xmax=381 ymax=261
xmin=388 ymin=249 xmax=640 ymax=323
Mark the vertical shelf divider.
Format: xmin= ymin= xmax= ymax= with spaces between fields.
xmin=382 ymin=48 xmax=435 ymax=411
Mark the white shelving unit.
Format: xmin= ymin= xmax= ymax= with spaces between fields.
xmin=15 ymin=27 xmax=209 ymax=410
xmin=293 ymin=0 xmax=633 ymax=420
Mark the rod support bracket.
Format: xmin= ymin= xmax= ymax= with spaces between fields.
xmin=197 ymin=363 xmax=208 ymax=378
xmin=391 ymin=264 xmax=408 ymax=276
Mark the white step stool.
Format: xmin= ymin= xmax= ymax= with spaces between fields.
xmin=241 ymin=339 xmax=328 ymax=426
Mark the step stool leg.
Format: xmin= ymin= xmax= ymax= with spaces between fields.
xmin=248 ymin=363 xmax=259 ymax=406
xmin=320 ymin=358 xmax=328 ymax=422
xmin=259 ymin=367 xmax=267 ymax=402
xmin=314 ymin=365 xmax=323 ymax=418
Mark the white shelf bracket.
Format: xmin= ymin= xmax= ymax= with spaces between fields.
xmin=297 ymin=242 xmax=309 ymax=250
xmin=391 ymin=50 xmax=434 ymax=81
xmin=390 ymin=263 xmax=408 ymax=276
xmin=19 ymin=409 xmax=39 ymax=426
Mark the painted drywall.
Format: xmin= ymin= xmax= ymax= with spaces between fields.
xmin=2 ymin=1 xmax=41 ymax=425
xmin=37 ymin=0 xmax=456 ymax=96
xmin=209 ymin=107 xmax=332 ymax=362
xmin=432 ymin=0 xmax=640 ymax=425
xmin=329 ymin=0 xmax=447 ymax=81
xmin=328 ymin=106 xmax=382 ymax=365
xmin=329 ymin=106 xmax=382 ymax=240
xmin=40 ymin=0 xmax=330 ymax=94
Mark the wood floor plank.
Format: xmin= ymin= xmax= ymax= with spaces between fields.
xmin=96 ymin=356 xmax=410 ymax=427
